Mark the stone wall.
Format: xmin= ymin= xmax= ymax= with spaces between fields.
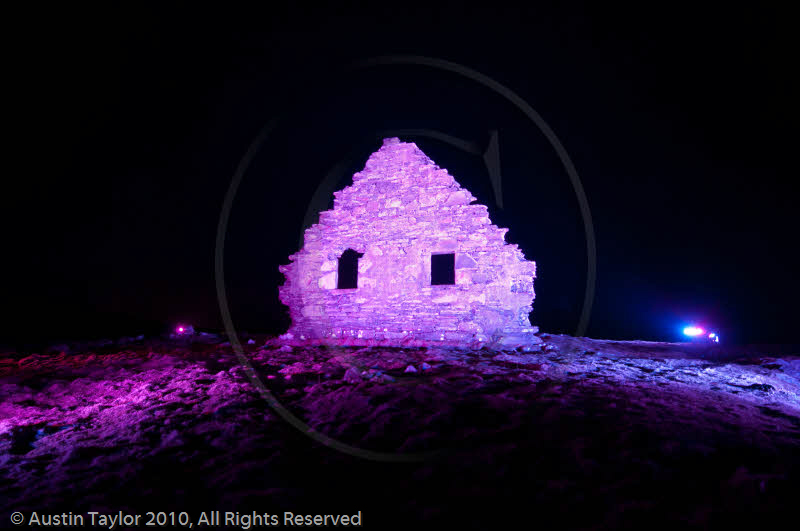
xmin=278 ymin=138 xmax=538 ymax=345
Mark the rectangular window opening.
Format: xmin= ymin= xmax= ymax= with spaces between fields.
xmin=337 ymin=248 xmax=363 ymax=289
xmin=431 ymin=253 xmax=455 ymax=285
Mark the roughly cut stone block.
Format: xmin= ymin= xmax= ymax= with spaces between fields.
xmin=455 ymin=253 xmax=477 ymax=268
xmin=432 ymin=293 xmax=458 ymax=304
xmin=318 ymin=271 xmax=336 ymax=289
xmin=437 ymin=238 xmax=458 ymax=251
xmin=455 ymin=270 xmax=471 ymax=285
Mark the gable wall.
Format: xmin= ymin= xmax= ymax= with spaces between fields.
xmin=278 ymin=139 xmax=537 ymax=342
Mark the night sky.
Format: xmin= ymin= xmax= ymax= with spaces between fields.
xmin=7 ymin=4 xmax=796 ymax=348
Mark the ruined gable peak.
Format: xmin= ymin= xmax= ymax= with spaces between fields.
xmin=351 ymin=138 xmax=464 ymax=192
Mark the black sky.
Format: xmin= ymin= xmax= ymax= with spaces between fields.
xmin=6 ymin=3 xmax=797 ymax=348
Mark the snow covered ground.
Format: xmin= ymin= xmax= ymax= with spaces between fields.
xmin=1 ymin=334 xmax=799 ymax=529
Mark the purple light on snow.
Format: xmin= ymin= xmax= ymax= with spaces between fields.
xmin=683 ymin=326 xmax=704 ymax=337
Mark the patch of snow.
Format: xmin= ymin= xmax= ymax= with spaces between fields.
xmin=344 ymin=367 xmax=362 ymax=384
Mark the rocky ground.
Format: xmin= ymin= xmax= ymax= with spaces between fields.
xmin=1 ymin=333 xmax=799 ymax=530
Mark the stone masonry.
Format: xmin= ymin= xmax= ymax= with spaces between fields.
xmin=278 ymin=138 xmax=540 ymax=348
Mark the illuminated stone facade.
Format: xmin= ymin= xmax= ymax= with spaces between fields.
xmin=278 ymin=138 xmax=540 ymax=348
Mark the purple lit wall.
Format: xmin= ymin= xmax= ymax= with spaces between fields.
xmin=278 ymin=138 xmax=538 ymax=347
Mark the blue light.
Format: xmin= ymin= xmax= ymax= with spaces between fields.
xmin=683 ymin=326 xmax=704 ymax=337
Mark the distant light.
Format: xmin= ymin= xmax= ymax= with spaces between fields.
xmin=683 ymin=326 xmax=705 ymax=337
xmin=177 ymin=326 xmax=185 ymax=333
xmin=708 ymin=333 xmax=716 ymax=338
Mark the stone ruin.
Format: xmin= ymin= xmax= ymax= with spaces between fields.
xmin=278 ymin=137 xmax=541 ymax=349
